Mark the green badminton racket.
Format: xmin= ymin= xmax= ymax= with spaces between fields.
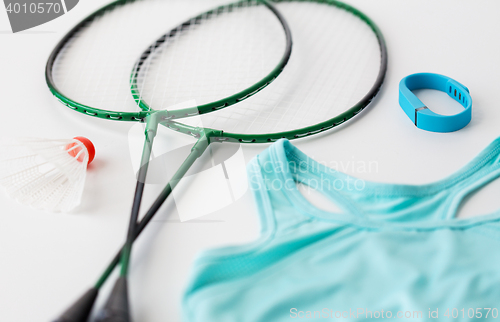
xmin=47 ymin=0 xmax=387 ymax=321
xmin=46 ymin=0 xmax=292 ymax=321
xmin=121 ymin=1 xmax=388 ymax=320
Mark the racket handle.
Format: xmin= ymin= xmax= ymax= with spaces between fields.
xmin=52 ymin=287 xmax=98 ymax=322
xmin=94 ymin=277 xmax=131 ymax=322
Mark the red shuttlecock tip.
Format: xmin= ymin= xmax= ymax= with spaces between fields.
xmin=66 ymin=136 xmax=95 ymax=165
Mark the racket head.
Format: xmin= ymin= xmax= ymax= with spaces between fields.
xmin=45 ymin=0 xmax=292 ymax=122
xmin=170 ymin=0 xmax=387 ymax=143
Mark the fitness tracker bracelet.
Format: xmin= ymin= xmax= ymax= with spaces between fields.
xmin=399 ymin=73 xmax=472 ymax=132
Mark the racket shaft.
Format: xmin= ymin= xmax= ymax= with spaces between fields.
xmin=119 ymin=131 xmax=155 ymax=276
xmin=95 ymin=134 xmax=210 ymax=288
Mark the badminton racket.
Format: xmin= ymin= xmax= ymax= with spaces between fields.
xmin=123 ymin=1 xmax=388 ymax=319
xmin=46 ymin=0 xmax=292 ymax=321
xmin=48 ymin=0 xmax=387 ymax=321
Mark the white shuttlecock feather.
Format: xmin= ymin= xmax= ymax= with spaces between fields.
xmin=0 ymin=137 xmax=95 ymax=212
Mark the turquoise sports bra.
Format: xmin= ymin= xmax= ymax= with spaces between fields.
xmin=182 ymin=138 xmax=500 ymax=321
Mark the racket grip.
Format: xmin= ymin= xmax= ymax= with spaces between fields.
xmin=52 ymin=287 xmax=98 ymax=322
xmin=94 ymin=277 xmax=131 ymax=322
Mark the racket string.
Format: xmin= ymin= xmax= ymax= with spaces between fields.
xmin=179 ymin=2 xmax=382 ymax=135
xmin=53 ymin=0 xmax=257 ymax=113
xmin=134 ymin=1 xmax=286 ymax=112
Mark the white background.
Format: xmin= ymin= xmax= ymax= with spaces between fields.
xmin=1 ymin=1 xmax=500 ymax=321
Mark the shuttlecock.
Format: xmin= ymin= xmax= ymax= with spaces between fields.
xmin=0 ymin=136 xmax=95 ymax=212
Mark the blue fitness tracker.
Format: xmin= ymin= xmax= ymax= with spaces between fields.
xmin=399 ymin=73 xmax=472 ymax=132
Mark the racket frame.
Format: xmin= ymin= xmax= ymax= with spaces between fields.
xmin=141 ymin=0 xmax=388 ymax=143
xmin=45 ymin=0 xmax=293 ymax=122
